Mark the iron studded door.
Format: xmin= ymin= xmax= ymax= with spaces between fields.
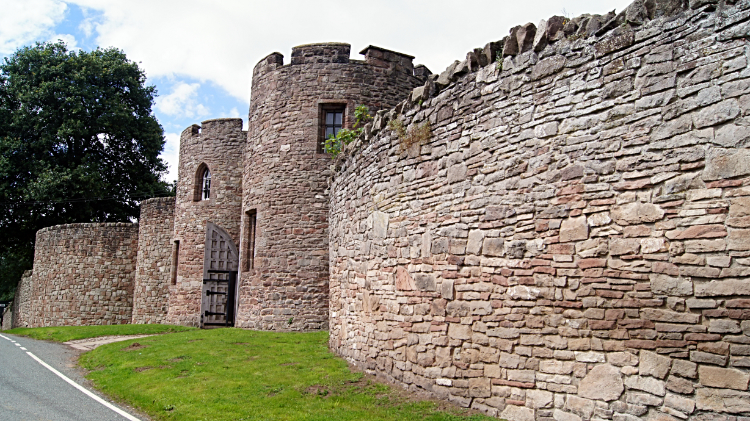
xmin=201 ymin=222 xmax=239 ymax=328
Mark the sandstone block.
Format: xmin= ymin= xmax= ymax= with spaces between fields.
xmin=642 ymin=308 xmax=700 ymax=324
xmin=671 ymin=359 xmax=698 ymax=379
xmin=664 ymin=392 xmax=696 ymax=415
xmin=415 ymin=274 xmax=436 ymax=292
xmin=565 ymin=395 xmax=595 ymax=419
xmin=624 ymin=375 xmax=666 ymax=396
xmin=611 ymin=238 xmax=640 ymax=255
xmin=696 ymin=387 xmax=750 ymax=414
xmin=611 ymin=202 xmax=665 ymax=225
xmin=482 ymin=238 xmax=504 ymax=257
xmin=448 ymin=323 xmax=471 ymax=340
xmin=540 ymin=359 xmax=575 ymax=375
xmin=372 ymin=211 xmax=389 ymax=238
xmin=730 ymin=197 xmax=750 ymax=218
xmin=709 ymin=319 xmax=741 ymax=334
xmin=560 ymin=216 xmax=589 ymax=242
xmin=640 ymin=350 xmax=672 ymax=379
xmin=578 ymin=364 xmax=624 ymax=401
xmin=703 ymin=148 xmax=750 ymax=181
xmin=650 ymin=274 xmax=693 ymax=297
xmin=693 ymin=99 xmax=740 ymax=129
xmin=666 ymin=375 xmax=695 ymax=394
xmin=468 ymin=377 xmax=491 ymax=398
xmin=395 ymin=267 xmax=416 ymax=291
xmin=699 ymin=365 xmax=750 ymax=390
xmin=696 ymin=279 xmax=750 ymax=297
xmin=500 ymin=405 xmax=535 ymax=421
xmin=527 ymin=389 xmax=553 ymax=408
xmin=728 ymin=229 xmax=750 ymax=251
xmin=441 ymin=279 xmax=454 ymax=300
xmin=466 ymin=230 xmax=484 ymax=255
xmin=553 ymin=409 xmax=582 ymax=421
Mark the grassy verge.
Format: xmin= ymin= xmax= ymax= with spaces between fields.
xmin=5 ymin=324 xmax=195 ymax=342
xmin=79 ymin=328 xmax=493 ymax=421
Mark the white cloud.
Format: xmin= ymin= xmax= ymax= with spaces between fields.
xmin=66 ymin=0 xmax=632 ymax=104
xmin=50 ymin=33 xmax=79 ymax=50
xmin=0 ymin=0 xmax=67 ymax=54
xmin=155 ymin=82 xmax=210 ymax=119
xmin=161 ymin=132 xmax=180 ymax=184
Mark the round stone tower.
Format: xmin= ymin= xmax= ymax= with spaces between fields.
xmin=237 ymin=43 xmax=426 ymax=330
xmin=167 ymin=118 xmax=245 ymax=327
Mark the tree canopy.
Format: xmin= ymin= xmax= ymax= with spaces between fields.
xmin=0 ymin=41 xmax=173 ymax=300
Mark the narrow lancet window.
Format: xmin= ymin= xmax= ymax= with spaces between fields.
xmin=202 ymin=168 xmax=211 ymax=200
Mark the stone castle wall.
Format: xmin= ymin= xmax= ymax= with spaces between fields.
xmin=167 ymin=118 xmax=244 ymax=326
xmin=25 ymin=223 xmax=138 ymax=327
xmin=329 ymin=1 xmax=750 ymax=419
xmin=237 ymin=43 xmax=425 ymax=330
xmin=132 ymin=197 xmax=175 ymax=324
xmin=10 ymin=270 xmax=32 ymax=328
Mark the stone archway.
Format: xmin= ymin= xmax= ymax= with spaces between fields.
xmin=200 ymin=222 xmax=239 ymax=327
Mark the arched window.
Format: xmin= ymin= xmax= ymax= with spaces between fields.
xmin=194 ymin=163 xmax=212 ymax=202
xmin=201 ymin=168 xmax=211 ymax=200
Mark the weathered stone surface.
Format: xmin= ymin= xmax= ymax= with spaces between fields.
xmin=448 ymin=323 xmax=472 ymax=340
xmin=671 ymin=360 xmax=698 ymax=379
xmin=699 ymin=366 xmax=750 ymax=390
xmin=482 ymin=238 xmax=504 ymax=256
xmin=696 ymin=387 xmax=750 ymax=413
xmin=560 ymin=216 xmax=589 ymax=242
xmin=624 ymin=375 xmax=666 ymax=396
xmin=527 ymin=389 xmax=553 ymax=408
xmin=642 ymin=308 xmax=700 ymax=324
xmin=640 ymin=350 xmax=672 ymax=379
xmin=703 ymin=148 xmax=750 ymax=181
xmin=650 ymin=275 xmax=693 ymax=297
xmin=578 ymin=364 xmax=624 ymax=401
xmin=696 ymin=279 xmax=750 ymax=297
xmin=553 ymin=409 xmax=582 ymax=421
xmin=396 ymin=267 xmax=417 ymax=291
xmin=500 ymin=405 xmax=535 ymax=421
xmin=611 ymin=202 xmax=665 ymax=225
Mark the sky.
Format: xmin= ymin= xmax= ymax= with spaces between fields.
xmin=0 ymin=0 xmax=633 ymax=183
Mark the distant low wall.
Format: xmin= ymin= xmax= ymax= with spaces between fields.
xmin=330 ymin=1 xmax=750 ymax=419
xmin=10 ymin=270 xmax=32 ymax=328
xmin=25 ymin=223 xmax=138 ymax=327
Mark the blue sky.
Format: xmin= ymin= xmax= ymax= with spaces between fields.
xmin=0 ymin=0 xmax=633 ymax=183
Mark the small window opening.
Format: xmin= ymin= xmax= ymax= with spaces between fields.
xmin=318 ymin=104 xmax=346 ymax=153
xmin=244 ymin=210 xmax=257 ymax=271
xmin=202 ymin=168 xmax=211 ymax=200
xmin=171 ymin=240 xmax=180 ymax=285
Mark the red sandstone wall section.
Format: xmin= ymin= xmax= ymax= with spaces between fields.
xmin=132 ymin=197 xmax=175 ymax=324
xmin=167 ymin=118 xmax=244 ymax=326
xmin=330 ymin=2 xmax=750 ymax=419
xmin=11 ymin=270 xmax=32 ymax=328
xmin=26 ymin=223 xmax=138 ymax=327
xmin=238 ymin=43 xmax=424 ymax=330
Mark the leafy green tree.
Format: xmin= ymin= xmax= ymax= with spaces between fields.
xmin=0 ymin=41 xmax=172 ymax=300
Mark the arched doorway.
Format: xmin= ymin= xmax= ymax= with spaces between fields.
xmin=200 ymin=222 xmax=239 ymax=327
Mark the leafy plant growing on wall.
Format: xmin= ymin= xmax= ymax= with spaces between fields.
xmin=388 ymin=118 xmax=432 ymax=152
xmin=324 ymin=105 xmax=372 ymax=158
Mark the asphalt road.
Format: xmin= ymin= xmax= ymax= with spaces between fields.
xmin=0 ymin=333 xmax=144 ymax=421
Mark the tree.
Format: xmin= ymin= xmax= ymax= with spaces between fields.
xmin=0 ymin=41 xmax=173 ymax=300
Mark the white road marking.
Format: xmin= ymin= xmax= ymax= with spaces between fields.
xmin=20 ymin=347 xmax=26 ymax=350
xmin=0 ymin=334 xmax=141 ymax=421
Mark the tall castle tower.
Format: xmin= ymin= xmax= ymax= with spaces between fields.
xmin=167 ymin=118 xmax=245 ymax=327
xmin=236 ymin=43 xmax=426 ymax=330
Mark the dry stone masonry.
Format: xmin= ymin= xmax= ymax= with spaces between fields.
xmin=329 ymin=0 xmax=750 ymax=419
xmin=10 ymin=0 xmax=750 ymax=418
xmin=24 ymin=223 xmax=138 ymax=326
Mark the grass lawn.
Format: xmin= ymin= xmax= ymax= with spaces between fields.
xmin=74 ymin=328 xmax=494 ymax=421
xmin=5 ymin=324 xmax=195 ymax=342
